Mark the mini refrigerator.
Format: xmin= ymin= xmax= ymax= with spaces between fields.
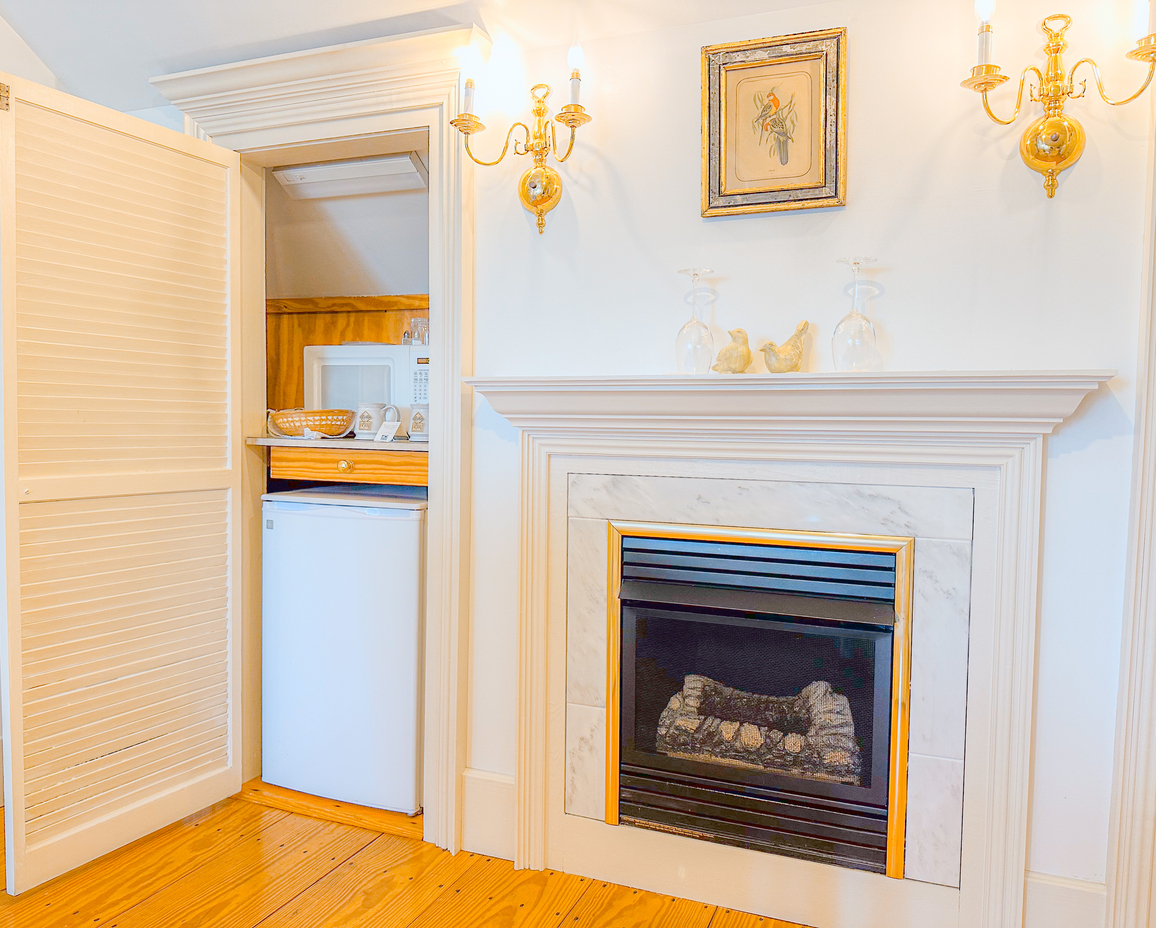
xmin=261 ymin=485 xmax=425 ymax=813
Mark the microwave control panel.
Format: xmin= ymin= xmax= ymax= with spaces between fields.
xmin=412 ymin=368 xmax=429 ymax=403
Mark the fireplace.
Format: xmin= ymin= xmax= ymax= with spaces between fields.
xmin=606 ymin=524 xmax=914 ymax=877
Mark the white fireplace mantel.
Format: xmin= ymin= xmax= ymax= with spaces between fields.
xmin=466 ymin=371 xmax=1113 ymax=435
xmin=468 ymin=370 xmax=1112 ymax=928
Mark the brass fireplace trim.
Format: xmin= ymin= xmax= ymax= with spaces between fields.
xmin=603 ymin=520 xmax=916 ymax=881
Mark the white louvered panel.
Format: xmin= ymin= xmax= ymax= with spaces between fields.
xmin=24 ymin=677 xmax=228 ymax=754
xmin=14 ymin=103 xmax=230 ymax=481
xmin=18 ymin=490 xmax=230 ymax=849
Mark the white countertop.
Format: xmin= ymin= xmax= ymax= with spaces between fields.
xmin=247 ymin=437 xmax=429 ymax=452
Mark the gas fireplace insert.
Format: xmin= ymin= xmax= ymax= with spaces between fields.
xmin=607 ymin=527 xmax=913 ymax=876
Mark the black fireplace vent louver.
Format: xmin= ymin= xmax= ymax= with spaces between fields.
xmin=621 ymin=535 xmax=897 ymax=602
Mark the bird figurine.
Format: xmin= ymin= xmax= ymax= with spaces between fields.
xmin=712 ymin=329 xmax=752 ymax=374
xmin=759 ymin=321 xmax=810 ymax=373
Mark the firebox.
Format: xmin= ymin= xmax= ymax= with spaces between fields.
xmin=605 ymin=523 xmax=914 ymax=878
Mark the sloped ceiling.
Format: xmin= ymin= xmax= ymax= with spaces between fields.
xmin=0 ymin=0 xmax=817 ymax=112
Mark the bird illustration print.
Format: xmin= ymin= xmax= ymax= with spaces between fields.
xmin=752 ymin=87 xmax=797 ymax=167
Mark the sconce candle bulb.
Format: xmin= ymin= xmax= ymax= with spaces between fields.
xmin=463 ymin=78 xmax=475 ymax=115
xmin=567 ymin=43 xmax=584 ymax=106
xmin=974 ymin=0 xmax=996 ymax=66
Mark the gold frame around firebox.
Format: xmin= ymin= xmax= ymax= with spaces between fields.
xmin=603 ymin=521 xmax=916 ymax=881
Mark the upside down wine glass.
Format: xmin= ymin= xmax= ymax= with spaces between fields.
xmin=675 ymin=267 xmax=715 ymax=374
xmin=832 ymin=257 xmax=883 ymax=372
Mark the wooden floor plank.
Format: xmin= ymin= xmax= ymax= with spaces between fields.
xmin=236 ymin=779 xmax=423 ymax=840
xmin=101 ymin=812 xmax=376 ymax=928
xmin=0 ymin=799 xmax=287 ymax=928
xmin=710 ymin=908 xmax=810 ymax=928
xmin=0 ymin=800 xmax=807 ymax=928
xmin=567 ymin=880 xmax=716 ymax=928
xmin=255 ymin=835 xmax=479 ymax=928
xmin=406 ymin=855 xmax=591 ymax=928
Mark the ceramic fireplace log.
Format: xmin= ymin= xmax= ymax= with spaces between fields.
xmin=656 ymin=675 xmax=861 ymax=784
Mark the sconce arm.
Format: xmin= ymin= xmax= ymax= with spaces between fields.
xmin=1068 ymin=57 xmax=1156 ymax=106
xmin=464 ymin=122 xmax=531 ymax=167
xmin=981 ymin=66 xmax=1045 ymax=125
xmin=552 ymin=121 xmax=580 ymax=163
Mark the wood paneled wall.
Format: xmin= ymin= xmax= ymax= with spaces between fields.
xmin=266 ymin=295 xmax=429 ymax=410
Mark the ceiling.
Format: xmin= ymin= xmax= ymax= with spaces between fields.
xmin=0 ymin=0 xmax=819 ymax=112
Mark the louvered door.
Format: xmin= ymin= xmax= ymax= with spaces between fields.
xmin=0 ymin=73 xmax=242 ymax=894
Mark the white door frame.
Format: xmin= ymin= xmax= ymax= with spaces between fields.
xmin=1106 ymin=93 xmax=1156 ymax=928
xmin=152 ymin=25 xmax=484 ymax=851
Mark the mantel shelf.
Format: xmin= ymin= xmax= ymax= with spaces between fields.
xmin=466 ymin=371 xmax=1115 ymax=437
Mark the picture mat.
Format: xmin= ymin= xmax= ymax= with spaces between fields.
xmin=722 ymin=54 xmax=826 ymax=195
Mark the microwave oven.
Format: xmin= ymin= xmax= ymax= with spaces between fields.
xmin=303 ymin=344 xmax=430 ymax=433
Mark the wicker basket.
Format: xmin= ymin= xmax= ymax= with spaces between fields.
xmin=268 ymin=408 xmax=355 ymax=438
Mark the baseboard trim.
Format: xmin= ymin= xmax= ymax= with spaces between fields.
xmin=461 ymin=768 xmax=515 ymax=861
xmin=1025 ymin=871 xmax=1106 ymax=928
xmin=456 ymin=768 xmax=1105 ymax=926
xmin=235 ymin=778 xmax=424 ymax=840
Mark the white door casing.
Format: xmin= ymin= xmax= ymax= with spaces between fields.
xmin=0 ymin=72 xmax=243 ymax=894
xmin=151 ymin=25 xmax=481 ymax=852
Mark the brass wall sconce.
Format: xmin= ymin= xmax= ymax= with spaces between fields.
xmin=450 ymin=45 xmax=592 ymax=233
xmin=962 ymin=6 xmax=1156 ymax=197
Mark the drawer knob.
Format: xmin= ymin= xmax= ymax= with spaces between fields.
xmin=337 ymin=459 xmax=354 ymax=473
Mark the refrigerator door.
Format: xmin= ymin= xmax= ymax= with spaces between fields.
xmin=261 ymin=498 xmax=423 ymax=812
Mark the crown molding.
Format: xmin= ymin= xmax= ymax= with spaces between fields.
xmin=467 ymin=371 xmax=1113 ymax=437
xmin=151 ymin=25 xmax=490 ymax=150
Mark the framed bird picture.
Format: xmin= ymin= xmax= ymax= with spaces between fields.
xmin=701 ymin=28 xmax=847 ymax=216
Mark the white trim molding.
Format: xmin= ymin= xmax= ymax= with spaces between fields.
xmin=1108 ymin=96 xmax=1156 ymax=925
xmin=154 ymin=26 xmax=479 ymax=854
xmin=461 ymin=768 xmax=517 ymax=860
xmin=469 ymin=372 xmax=1110 ymax=434
xmin=468 ymin=371 xmax=1111 ymax=928
xmin=150 ymin=26 xmax=490 ymax=152
xmin=1026 ymin=872 xmax=1106 ymax=928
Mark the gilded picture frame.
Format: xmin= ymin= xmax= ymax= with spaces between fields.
xmin=701 ymin=28 xmax=847 ymax=216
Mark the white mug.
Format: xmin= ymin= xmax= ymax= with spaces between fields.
xmin=408 ymin=403 xmax=430 ymax=441
xmin=354 ymin=403 xmax=396 ymax=438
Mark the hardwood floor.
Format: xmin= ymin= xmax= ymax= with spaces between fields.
xmin=0 ymin=791 xmax=805 ymax=928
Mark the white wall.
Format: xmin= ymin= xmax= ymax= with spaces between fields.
xmin=0 ymin=10 xmax=56 ymax=88
xmin=124 ymin=104 xmax=186 ymax=132
xmin=466 ymin=0 xmax=1148 ymax=888
xmin=265 ymin=171 xmax=429 ymax=298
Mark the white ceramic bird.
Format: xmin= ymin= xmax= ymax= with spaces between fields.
xmin=712 ymin=329 xmax=752 ymax=374
xmin=759 ymin=321 xmax=810 ymax=373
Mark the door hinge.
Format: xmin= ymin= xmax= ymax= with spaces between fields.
xmin=0 ymin=84 xmax=9 ymax=111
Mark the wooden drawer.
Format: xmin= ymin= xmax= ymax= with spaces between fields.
xmin=269 ymin=446 xmax=428 ymax=486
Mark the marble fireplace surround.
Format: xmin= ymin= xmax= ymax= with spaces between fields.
xmin=467 ymin=372 xmax=1112 ymax=928
xmin=564 ymin=473 xmax=971 ymax=887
